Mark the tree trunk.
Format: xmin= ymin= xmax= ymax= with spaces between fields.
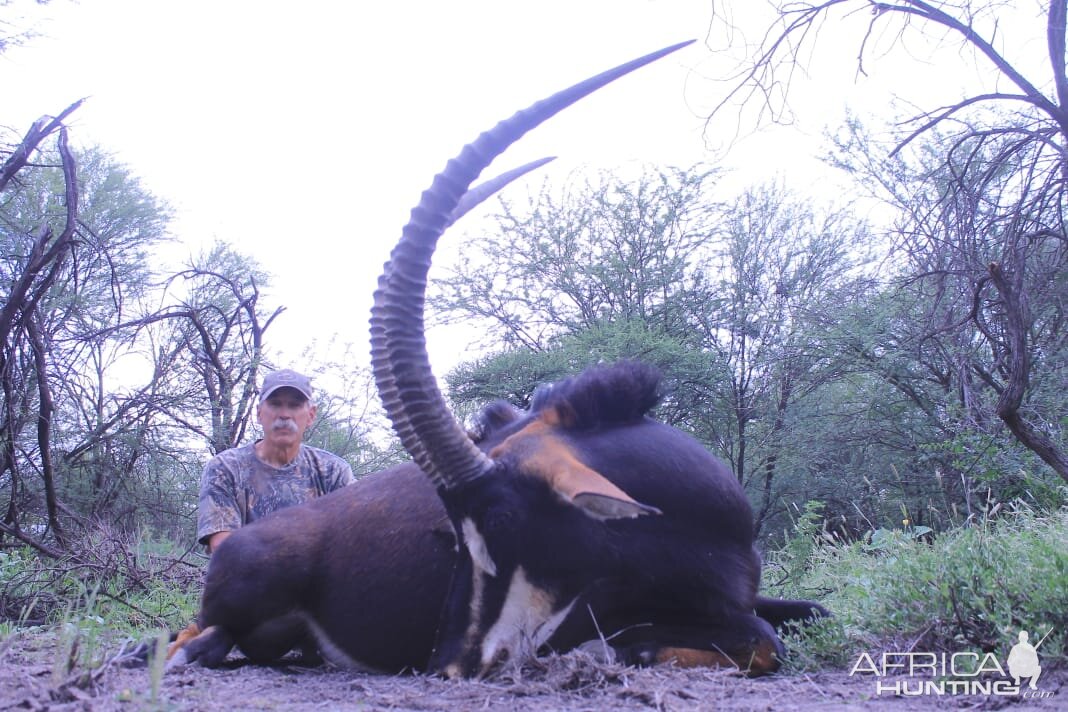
xmin=27 ymin=315 xmax=66 ymax=547
xmin=988 ymin=261 xmax=1068 ymax=483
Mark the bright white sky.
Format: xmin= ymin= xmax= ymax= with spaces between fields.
xmin=0 ymin=0 xmax=1042 ymax=386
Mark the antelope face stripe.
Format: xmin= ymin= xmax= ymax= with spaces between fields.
xmin=447 ymin=518 xmax=577 ymax=676
xmin=477 ymin=566 xmax=576 ymax=674
xmin=461 ymin=517 xmax=497 ymax=577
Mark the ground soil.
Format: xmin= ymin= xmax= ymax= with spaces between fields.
xmin=1 ymin=629 xmax=1063 ymax=711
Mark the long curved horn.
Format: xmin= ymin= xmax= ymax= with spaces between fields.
xmin=371 ymin=40 xmax=695 ymax=490
xmin=446 ymin=156 xmax=556 ymax=228
xmin=368 ymin=160 xmax=558 ymax=488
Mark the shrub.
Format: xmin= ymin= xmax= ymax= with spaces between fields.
xmin=766 ymin=501 xmax=1068 ymax=671
xmin=1 ymin=526 xmax=202 ymax=670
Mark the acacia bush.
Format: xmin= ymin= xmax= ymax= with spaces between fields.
xmin=767 ymin=500 xmax=1068 ymax=670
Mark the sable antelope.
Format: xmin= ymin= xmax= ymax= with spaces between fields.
xmin=167 ymin=41 xmax=828 ymax=677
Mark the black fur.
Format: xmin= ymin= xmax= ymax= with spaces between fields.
xmin=529 ymin=361 xmax=662 ymax=430
xmin=469 ymin=401 xmax=522 ymax=443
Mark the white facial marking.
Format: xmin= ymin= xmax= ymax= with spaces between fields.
xmin=462 ymin=518 xmax=497 ymax=577
xmin=456 ymin=520 xmax=489 ymax=661
xmin=479 ymin=566 xmax=576 ymax=670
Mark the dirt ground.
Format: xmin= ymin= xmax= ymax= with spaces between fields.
xmin=1 ymin=630 xmax=1063 ymax=711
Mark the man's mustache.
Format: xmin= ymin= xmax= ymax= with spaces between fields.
xmin=271 ymin=419 xmax=299 ymax=432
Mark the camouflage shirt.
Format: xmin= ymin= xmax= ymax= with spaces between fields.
xmin=196 ymin=442 xmax=354 ymax=545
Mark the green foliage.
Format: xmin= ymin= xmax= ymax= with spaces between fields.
xmin=168 ymin=240 xmax=282 ymax=455
xmin=2 ymin=145 xmax=171 ymax=311
xmin=432 ymin=165 xmax=722 ymax=347
xmin=767 ymin=502 xmax=1068 ymax=671
xmin=1 ymin=141 xmax=195 ymax=544
xmin=769 ymin=501 xmax=833 ymax=586
xmin=828 ymin=109 xmax=1068 ymax=485
xmin=440 ymin=167 xmax=883 ymax=538
xmin=1 ymin=536 xmax=197 ymax=702
xmin=292 ymin=341 xmax=407 ymax=476
xmin=448 ymin=347 xmax=574 ymax=412
xmin=925 ymin=432 xmax=1067 ymax=512
xmin=0 ymin=530 xmax=201 ymax=659
xmin=446 ymin=319 xmax=720 ymax=426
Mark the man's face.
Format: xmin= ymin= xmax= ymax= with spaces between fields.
xmin=257 ymin=387 xmax=316 ymax=448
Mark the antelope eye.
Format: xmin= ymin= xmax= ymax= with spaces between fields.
xmin=482 ymin=507 xmax=517 ymax=535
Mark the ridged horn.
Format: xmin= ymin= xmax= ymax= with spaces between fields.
xmin=446 ymin=156 xmax=556 ymax=228
xmin=371 ymin=40 xmax=695 ymax=490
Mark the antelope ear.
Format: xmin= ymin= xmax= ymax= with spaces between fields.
xmin=492 ymin=414 xmax=662 ymax=520
xmin=552 ymin=465 xmax=662 ymax=521
xmin=572 ymin=492 xmax=662 ymax=521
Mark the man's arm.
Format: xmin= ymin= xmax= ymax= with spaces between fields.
xmin=197 ymin=454 xmax=243 ymax=550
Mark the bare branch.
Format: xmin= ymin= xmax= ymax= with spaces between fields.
xmin=0 ymin=100 xmax=84 ymax=193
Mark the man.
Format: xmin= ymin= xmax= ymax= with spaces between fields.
xmin=197 ymin=368 xmax=354 ymax=553
xmin=154 ymin=369 xmax=354 ymax=665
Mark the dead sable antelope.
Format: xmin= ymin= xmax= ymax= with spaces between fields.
xmin=166 ymin=41 xmax=828 ymax=678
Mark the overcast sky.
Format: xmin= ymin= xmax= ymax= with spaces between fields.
xmin=1 ymin=0 xmax=1037 ymax=385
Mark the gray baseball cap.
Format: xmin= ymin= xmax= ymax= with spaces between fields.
xmin=259 ymin=369 xmax=314 ymax=403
